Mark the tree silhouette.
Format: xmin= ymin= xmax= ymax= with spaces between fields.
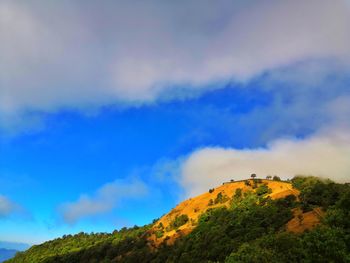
xmin=273 ymin=175 xmax=281 ymax=181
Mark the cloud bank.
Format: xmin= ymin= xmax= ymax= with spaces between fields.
xmin=181 ymin=127 xmax=350 ymax=197
xmin=1 ymin=0 xmax=350 ymax=127
xmin=60 ymin=179 xmax=147 ymax=224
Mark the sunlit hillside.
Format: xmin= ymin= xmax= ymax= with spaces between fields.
xmin=149 ymin=179 xmax=300 ymax=245
xmin=7 ymin=176 xmax=350 ymax=263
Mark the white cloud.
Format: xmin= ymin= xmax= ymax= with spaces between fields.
xmin=1 ymin=0 xmax=350 ymax=126
xmin=60 ymin=179 xmax=147 ymax=224
xmin=181 ymin=127 xmax=350 ymax=197
xmin=0 ymin=195 xmax=18 ymax=217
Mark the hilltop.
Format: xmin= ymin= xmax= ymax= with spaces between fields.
xmin=148 ymin=179 xmax=300 ymax=246
xmin=7 ymin=176 xmax=350 ymax=263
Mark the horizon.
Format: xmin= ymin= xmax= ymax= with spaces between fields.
xmin=1 ymin=0 xmax=350 ymax=246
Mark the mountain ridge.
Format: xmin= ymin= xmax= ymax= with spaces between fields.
xmin=6 ymin=176 xmax=350 ymax=262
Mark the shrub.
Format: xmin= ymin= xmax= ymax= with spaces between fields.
xmin=170 ymin=214 xmax=189 ymax=229
xmin=234 ymin=188 xmax=243 ymax=199
xmin=155 ymin=230 xmax=164 ymax=238
xmin=255 ymin=184 xmax=272 ymax=196
xmin=214 ymin=192 xmax=229 ymax=204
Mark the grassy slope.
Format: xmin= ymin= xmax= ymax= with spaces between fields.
xmin=149 ymin=179 xmax=299 ymax=245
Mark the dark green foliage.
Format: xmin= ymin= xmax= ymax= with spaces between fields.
xmin=226 ymin=177 xmax=350 ymax=263
xmin=7 ymin=177 xmax=350 ymax=263
xmin=292 ymin=175 xmax=323 ymax=190
xmin=324 ymin=186 xmax=350 ymax=229
xmin=255 ymin=184 xmax=272 ymax=196
xmin=154 ymin=230 xmax=164 ymax=238
xmin=301 ymin=227 xmax=349 ymax=263
xmin=6 ymin=225 xmax=152 ymax=263
xmin=252 ymin=179 xmax=258 ymax=189
xmin=275 ymin=194 xmax=297 ymax=208
xmin=292 ymin=176 xmax=349 ymax=211
xmin=214 ymin=192 xmax=229 ymax=204
xmin=162 ymin=194 xmax=293 ymax=262
xmin=226 ymin=227 xmax=350 ymax=263
xmin=233 ymin=188 xmax=242 ymax=199
xmin=273 ymin=175 xmax=281 ymax=181
xmin=169 ymin=214 xmax=189 ymax=229
xmin=301 ymin=182 xmax=344 ymax=208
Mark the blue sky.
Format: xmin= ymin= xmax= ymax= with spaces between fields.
xmin=1 ymin=0 xmax=350 ymax=245
xmin=0 ymin=85 xmax=273 ymax=243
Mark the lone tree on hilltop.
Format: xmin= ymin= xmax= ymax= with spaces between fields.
xmin=266 ymin=175 xmax=272 ymax=180
xmin=273 ymin=175 xmax=281 ymax=181
xmin=251 ymin=173 xmax=257 ymax=179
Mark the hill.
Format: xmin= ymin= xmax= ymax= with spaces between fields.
xmin=148 ymin=179 xmax=300 ymax=246
xmin=0 ymin=249 xmax=17 ymax=262
xmin=6 ymin=176 xmax=350 ymax=262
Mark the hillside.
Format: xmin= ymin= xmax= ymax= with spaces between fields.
xmin=7 ymin=176 xmax=350 ymax=263
xmin=148 ymin=179 xmax=300 ymax=245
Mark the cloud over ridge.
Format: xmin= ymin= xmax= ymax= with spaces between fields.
xmin=181 ymin=127 xmax=350 ymax=197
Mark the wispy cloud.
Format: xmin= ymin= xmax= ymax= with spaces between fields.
xmin=1 ymin=0 xmax=349 ymax=129
xmin=0 ymin=195 xmax=19 ymax=218
xmin=59 ymin=179 xmax=147 ymax=224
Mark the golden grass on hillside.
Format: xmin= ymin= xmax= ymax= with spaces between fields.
xmin=287 ymin=207 xmax=324 ymax=233
xmin=148 ymin=179 xmax=300 ymax=246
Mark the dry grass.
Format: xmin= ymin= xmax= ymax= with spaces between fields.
xmin=148 ymin=179 xmax=300 ymax=246
xmin=287 ymin=207 xmax=324 ymax=233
